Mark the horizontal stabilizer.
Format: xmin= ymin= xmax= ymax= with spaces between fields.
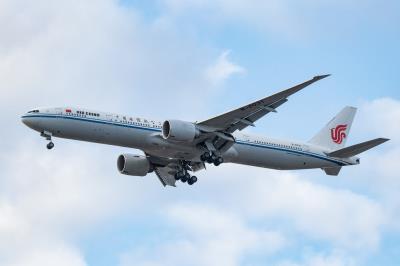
xmin=327 ymin=138 xmax=389 ymax=158
xmin=323 ymin=167 xmax=342 ymax=176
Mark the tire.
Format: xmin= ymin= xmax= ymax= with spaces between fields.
xmin=190 ymin=176 xmax=197 ymax=184
xmin=174 ymin=173 xmax=181 ymax=180
xmin=181 ymin=173 xmax=190 ymax=183
xmin=47 ymin=142 xmax=54 ymax=150
xmin=202 ymin=152 xmax=211 ymax=161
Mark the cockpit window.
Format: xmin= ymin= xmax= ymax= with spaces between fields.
xmin=28 ymin=110 xmax=39 ymax=113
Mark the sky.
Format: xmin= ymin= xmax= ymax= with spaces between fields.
xmin=0 ymin=0 xmax=399 ymax=265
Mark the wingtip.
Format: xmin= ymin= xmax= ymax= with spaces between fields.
xmin=313 ymin=74 xmax=331 ymax=80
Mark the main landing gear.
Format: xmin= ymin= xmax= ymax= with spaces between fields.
xmin=174 ymin=171 xmax=198 ymax=185
xmin=41 ymin=131 xmax=54 ymax=150
xmin=174 ymin=161 xmax=198 ymax=186
xmin=200 ymin=152 xmax=224 ymax=166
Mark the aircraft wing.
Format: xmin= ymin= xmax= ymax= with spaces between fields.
xmin=198 ymin=75 xmax=330 ymax=133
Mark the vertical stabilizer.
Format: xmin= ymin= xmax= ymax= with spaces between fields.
xmin=309 ymin=106 xmax=357 ymax=150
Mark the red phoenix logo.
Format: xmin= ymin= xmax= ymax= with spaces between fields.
xmin=330 ymin=124 xmax=347 ymax=144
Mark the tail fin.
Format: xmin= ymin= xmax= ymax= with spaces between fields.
xmin=327 ymin=138 xmax=389 ymax=158
xmin=309 ymin=106 xmax=357 ymax=150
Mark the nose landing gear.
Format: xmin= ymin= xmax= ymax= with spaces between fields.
xmin=46 ymin=142 xmax=54 ymax=150
xmin=41 ymin=131 xmax=54 ymax=150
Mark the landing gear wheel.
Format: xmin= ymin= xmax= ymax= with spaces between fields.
xmin=181 ymin=173 xmax=190 ymax=183
xmin=213 ymin=157 xmax=224 ymax=166
xmin=188 ymin=176 xmax=197 ymax=185
xmin=174 ymin=173 xmax=181 ymax=181
xmin=185 ymin=173 xmax=190 ymax=180
xmin=46 ymin=142 xmax=54 ymax=150
xmin=201 ymin=152 xmax=211 ymax=162
xmin=175 ymin=171 xmax=186 ymax=181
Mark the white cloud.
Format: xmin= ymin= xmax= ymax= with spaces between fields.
xmin=277 ymin=250 xmax=357 ymax=266
xmin=0 ymin=0 xmax=235 ymax=264
xmin=205 ymin=50 xmax=245 ymax=85
xmin=0 ymin=0 xmax=230 ymax=123
xmin=161 ymin=0 xmax=397 ymax=39
xmin=163 ymin=0 xmax=302 ymax=36
xmin=348 ymin=98 xmax=400 ymax=231
xmin=5 ymin=244 xmax=87 ymax=266
xmin=358 ymin=98 xmax=400 ymax=143
xmin=0 ymin=139 xmax=156 ymax=265
xmin=206 ymin=165 xmax=385 ymax=250
xmin=120 ymin=204 xmax=286 ymax=266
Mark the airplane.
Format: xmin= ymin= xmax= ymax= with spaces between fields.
xmin=21 ymin=75 xmax=389 ymax=187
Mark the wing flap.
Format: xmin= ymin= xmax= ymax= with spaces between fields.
xmin=154 ymin=167 xmax=177 ymax=187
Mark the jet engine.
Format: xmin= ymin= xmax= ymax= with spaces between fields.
xmin=162 ymin=120 xmax=200 ymax=142
xmin=117 ymin=154 xmax=152 ymax=176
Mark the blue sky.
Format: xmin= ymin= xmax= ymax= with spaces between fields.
xmin=0 ymin=1 xmax=399 ymax=265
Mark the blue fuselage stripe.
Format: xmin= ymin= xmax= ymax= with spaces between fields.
xmin=22 ymin=114 xmax=161 ymax=132
xmin=235 ymin=140 xmax=348 ymax=166
xmin=22 ymin=114 xmax=349 ymax=166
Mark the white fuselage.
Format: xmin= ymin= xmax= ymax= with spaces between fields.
xmin=21 ymin=107 xmax=357 ymax=170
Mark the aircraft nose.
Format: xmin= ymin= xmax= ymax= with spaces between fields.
xmin=21 ymin=115 xmax=33 ymax=127
xmin=21 ymin=114 xmax=40 ymax=130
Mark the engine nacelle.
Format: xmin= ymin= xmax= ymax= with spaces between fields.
xmin=162 ymin=120 xmax=199 ymax=142
xmin=117 ymin=154 xmax=151 ymax=176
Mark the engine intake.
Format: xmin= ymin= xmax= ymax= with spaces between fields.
xmin=117 ymin=154 xmax=151 ymax=176
xmin=162 ymin=120 xmax=199 ymax=142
